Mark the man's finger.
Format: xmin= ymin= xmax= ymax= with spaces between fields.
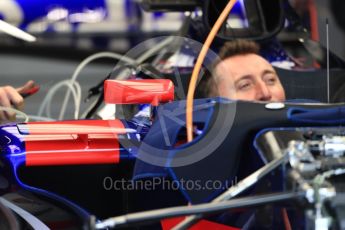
xmin=0 ymin=89 xmax=16 ymax=120
xmin=16 ymin=80 xmax=35 ymax=94
xmin=0 ymin=111 xmax=7 ymax=122
xmin=4 ymin=86 xmax=24 ymax=111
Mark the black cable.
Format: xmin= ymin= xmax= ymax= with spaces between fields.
xmin=84 ymin=72 xmax=109 ymax=119
xmin=150 ymin=15 xmax=192 ymax=65
xmin=84 ymin=91 xmax=105 ymax=119
xmin=95 ymin=191 xmax=305 ymax=229
xmin=84 ymin=15 xmax=193 ymax=119
xmin=84 ymin=63 xmax=136 ymax=119
xmin=209 ymin=0 xmax=236 ymax=38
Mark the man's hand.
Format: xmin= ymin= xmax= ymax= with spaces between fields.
xmin=0 ymin=80 xmax=35 ymax=121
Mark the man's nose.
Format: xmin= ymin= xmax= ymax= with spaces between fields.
xmin=256 ymin=82 xmax=272 ymax=101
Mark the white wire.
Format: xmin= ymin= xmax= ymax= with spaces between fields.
xmin=58 ymin=52 xmax=137 ymax=120
xmin=38 ymin=80 xmax=81 ymax=119
xmin=42 ymin=81 xmax=80 ymax=118
xmin=87 ymin=37 xmax=176 ymax=118
xmin=45 ymin=37 xmax=175 ymax=121
xmin=46 ymin=80 xmax=81 ymax=119
xmin=0 ymin=106 xmax=29 ymax=122
xmin=49 ymin=81 xmax=80 ymax=119
xmin=45 ymin=81 xmax=81 ymax=119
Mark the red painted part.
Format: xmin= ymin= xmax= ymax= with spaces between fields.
xmin=20 ymin=84 xmax=40 ymax=98
xmin=161 ymin=217 xmax=240 ymax=230
xmin=18 ymin=120 xmax=128 ymax=135
xmin=23 ymin=120 xmax=125 ymax=166
xmin=104 ymin=79 xmax=174 ymax=105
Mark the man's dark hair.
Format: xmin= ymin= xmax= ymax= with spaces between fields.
xmin=198 ymin=39 xmax=260 ymax=97
xmin=216 ymin=39 xmax=260 ymax=64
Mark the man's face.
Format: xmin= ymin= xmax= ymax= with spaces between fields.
xmin=214 ymin=54 xmax=286 ymax=102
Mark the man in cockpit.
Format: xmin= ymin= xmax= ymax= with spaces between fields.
xmin=205 ymin=39 xmax=286 ymax=102
xmin=0 ymin=80 xmax=35 ymax=121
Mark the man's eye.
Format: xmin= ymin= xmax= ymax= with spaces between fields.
xmin=237 ymin=82 xmax=252 ymax=90
xmin=264 ymin=76 xmax=277 ymax=85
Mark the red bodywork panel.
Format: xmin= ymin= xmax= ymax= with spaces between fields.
xmin=104 ymin=79 xmax=174 ymax=105
xmin=18 ymin=120 xmax=127 ymax=166
xmin=161 ymin=217 xmax=240 ymax=230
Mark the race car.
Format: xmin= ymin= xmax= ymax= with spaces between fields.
xmin=0 ymin=0 xmax=345 ymax=229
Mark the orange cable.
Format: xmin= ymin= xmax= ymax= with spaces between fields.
xmin=186 ymin=0 xmax=238 ymax=142
xmin=308 ymin=0 xmax=319 ymax=42
xmin=308 ymin=0 xmax=320 ymax=68
xmin=282 ymin=208 xmax=292 ymax=230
